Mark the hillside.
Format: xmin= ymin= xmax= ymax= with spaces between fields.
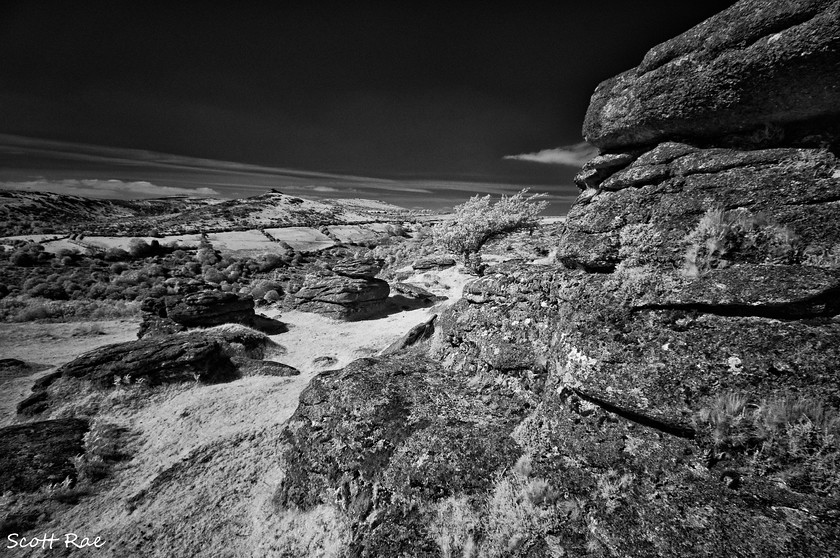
xmin=0 ymin=189 xmax=424 ymax=236
xmin=1 ymin=1 xmax=838 ymax=557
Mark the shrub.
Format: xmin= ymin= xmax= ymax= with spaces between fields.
xmin=683 ymin=207 xmax=799 ymax=276
xmin=105 ymin=247 xmax=130 ymax=262
xmin=263 ymin=289 xmax=281 ymax=303
xmin=195 ymin=239 xmax=220 ymax=265
xmin=248 ymin=279 xmax=285 ymax=301
xmin=697 ymin=393 xmax=840 ymax=496
xmin=428 ymin=455 xmax=561 ymax=558
xmin=0 ymin=296 xmax=141 ymax=322
xmin=203 ymin=266 xmax=226 ymax=284
xmin=10 ymin=250 xmax=36 ymax=266
xmin=432 ymin=189 xmax=548 ymax=271
xmin=127 ymin=238 xmax=154 ymax=258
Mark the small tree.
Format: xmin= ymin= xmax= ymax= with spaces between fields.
xmin=432 ymin=189 xmax=548 ymax=272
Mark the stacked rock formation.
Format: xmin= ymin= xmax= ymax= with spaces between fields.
xmin=138 ymin=290 xmax=258 ymax=338
xmin=288 ymin=258 xmax=390 ymax=320
xmin=277 ymin=2 xmax=840 ymax=556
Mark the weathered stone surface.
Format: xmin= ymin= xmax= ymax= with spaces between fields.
xmin=560 ymin=146 xmax=840 ymax=271
xmin=53 ymin=334 xmax=238 ymax=388
xmin=379 ymin=315 xmax=436 ymax=355
xmin=276 ymin=2 xmax=840 ymax=555
xmin=434 ymin=263 xmax=840 ymax=556
xmin=230 ymin=356 xmax=300 ymax=377
xmin=412 ymin=255 xmax=456 ymax=270
xmin=391 ymin=282 xmax=445 ymax=303
xmin=138 ymin=290 xmax=257 ymax=338
xmin=584 ymin=0 xmax=840 ymax=151
xmin=328 ymin=258 xmax=384 ymax=278
xmin=276 ymin=355 xmax=526 ymax=556
xmin=165 ymin=291 xmax=255 ymax=328
xmin=291 ymin=270 xmax=390 ymax=320
xmin=0 ymin=419 xmax=87 ymax=492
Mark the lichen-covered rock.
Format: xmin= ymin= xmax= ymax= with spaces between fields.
xmin=276 ymin=355 xmax=527 ymax=557
xmin=433 ymin=262 xmax=840 ymax=556
xmin=561 ymin=146 xmax=840 ymax=272
xmin=276 ymin=1 xmax=840 ymax=555
xmin=0 ymin=419 xmax=88 ymax=492
xmin=583 ymin=0 xmax=840 ymax=151
xmin=391 ymin=282 xmax=445 ymax=303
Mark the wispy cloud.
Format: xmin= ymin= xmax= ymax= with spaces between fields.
xmin=0 ymin=179 xmax=219 ymax=199
xmin=503 ymin=142 xmax=597 ymax=167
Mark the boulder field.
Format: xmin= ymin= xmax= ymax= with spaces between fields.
xmin=277 ymin=1 xmax=840 ymax=556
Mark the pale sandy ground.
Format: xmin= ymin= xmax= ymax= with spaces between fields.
xmin=4 ymin=265 xmax=474 ymax=557
xmin=264 ymin=265 xmax=473 ymax=375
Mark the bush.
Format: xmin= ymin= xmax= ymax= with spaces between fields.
xmin=263 ymin=289 xmax=281 ymax=303
xmin=683 ymin=207 xmax=799 ymax=276
xmin=697 ymin=393 xmax=840 ymax=496
xmin=432 ymin=189 xmax=548 ymax=271
xmin=105 ymin=248 xmax=130 ymax=262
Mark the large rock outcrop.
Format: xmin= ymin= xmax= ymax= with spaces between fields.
xmin=276 ymin=354 xmax=528 ymax=556
xmin=277 ymin=1 xmax=840 ymax=556
xmin=583 ymin=0 xmax=840 ymax=151
xmin=288 ymin=258 xmax=390 ymax=320
xmin=17 ymin=334 xmax=239 ymax=417
xmin=138 ymin=291 xmax=258 ymax=338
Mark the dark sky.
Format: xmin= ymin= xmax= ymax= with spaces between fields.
xmin=0 ymin=1 xmax=735 ymax=211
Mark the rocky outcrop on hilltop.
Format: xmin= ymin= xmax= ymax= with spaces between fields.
xmin=287 ymin=258 xmax=390 ymax=320
xmin=582 ymin=0 xmax=840 ymax=152
xmin=276 ymin=1 xmax=840 ymax=556
xmin=138 ymin=291 xmax=258 ymax=338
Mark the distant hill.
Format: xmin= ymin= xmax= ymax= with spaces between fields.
xmin=0 ymin=189 xmax=422 ymax=236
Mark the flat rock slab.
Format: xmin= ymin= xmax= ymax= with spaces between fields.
xmin=0 ymin=418 xmax=88 ymax=492
xmin=631 ymin=265 xmax=840 ymax=319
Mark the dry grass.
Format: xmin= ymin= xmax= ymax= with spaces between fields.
xmin=697 ymin=393 xmax=840 ymax=496
xmin=427 ymin=455 xmax=563 ymax=558
xmin=683 ymin=207 xmax=799 ymax=276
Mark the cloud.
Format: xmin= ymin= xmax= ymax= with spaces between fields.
xmin=0 ymin=179 xmax=219 ymax=199
xmin=503 ymin=142 xmax=598 ymax=167
xmin=311 ymin=185 xmax=340 ymax=193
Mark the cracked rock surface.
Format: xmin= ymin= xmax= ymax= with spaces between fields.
xmin=276 ymin=1 xmax=840 ymax=555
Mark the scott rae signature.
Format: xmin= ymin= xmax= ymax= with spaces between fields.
xmin=6 ymin=533 xmax=105 ymax=550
